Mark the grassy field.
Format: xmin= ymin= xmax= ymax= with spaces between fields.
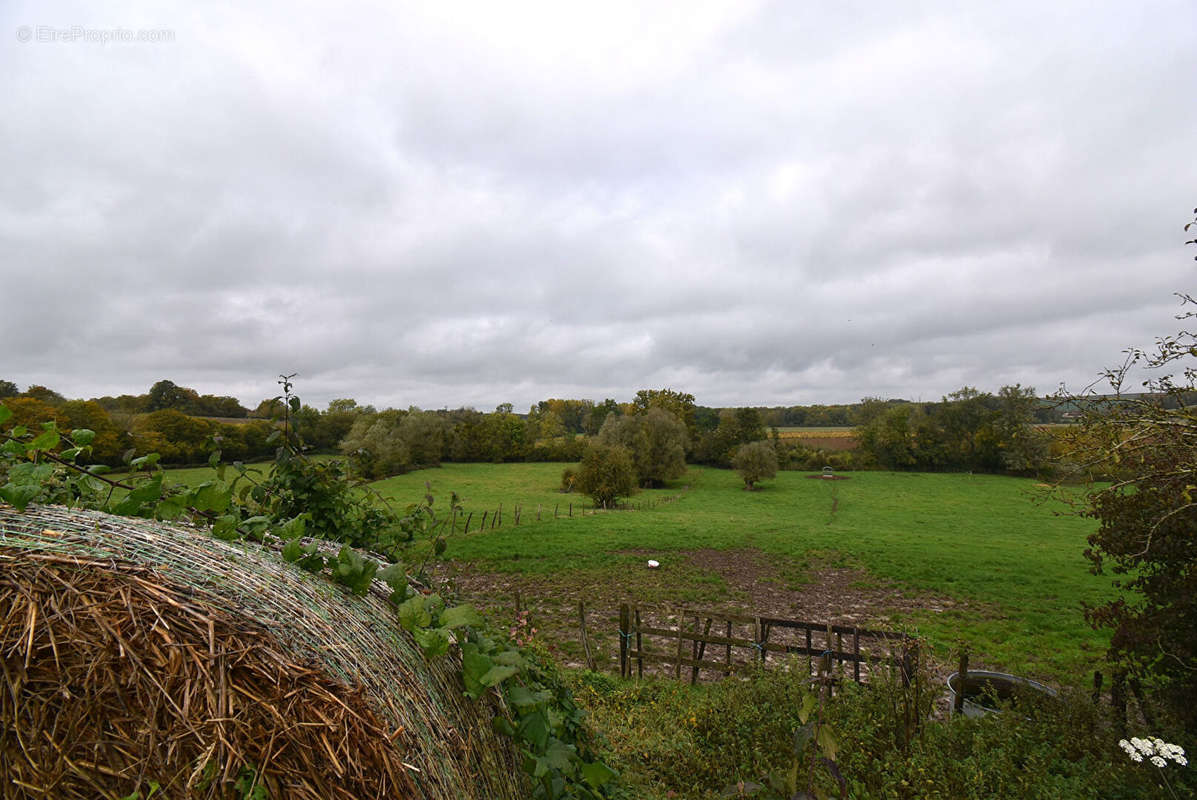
xmin=370 ymin=462 xmax=1111 ymax=683
xmin=144 ymin=459 xmax=1110 ymax=681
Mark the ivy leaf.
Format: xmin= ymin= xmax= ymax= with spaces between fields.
xmin=439 ymin=604 xmax=483 ymax=630
xmin=413 ymin=626 xmax=450 ymax=657
xmin=580 ymin=760 xmax=618 ymax=788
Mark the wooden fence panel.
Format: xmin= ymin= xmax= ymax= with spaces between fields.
xmin=617 ymin=603 xmax=915 ymax=686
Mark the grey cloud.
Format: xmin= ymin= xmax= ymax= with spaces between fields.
xmin=2 ymin=0 xmax=1195 ymax=412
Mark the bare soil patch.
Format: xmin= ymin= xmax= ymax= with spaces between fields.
xmin=437 ymin=548 xmax=964 ymax=672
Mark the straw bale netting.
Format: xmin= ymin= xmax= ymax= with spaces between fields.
xmin=0 ymin=504 xmax=527 ymax=800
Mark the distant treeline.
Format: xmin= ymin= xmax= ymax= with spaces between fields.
xmin=0 ymin=378 xmax=1074 ymax=477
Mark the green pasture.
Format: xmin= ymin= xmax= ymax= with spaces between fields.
xmin=145 ymin=459 xmax=1112 ymax=681
xmin=373 ymin=463 xmax=1112 ymax=683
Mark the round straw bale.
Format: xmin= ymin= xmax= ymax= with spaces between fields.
xmin=0 ymin=504 xmax=527 ymax=800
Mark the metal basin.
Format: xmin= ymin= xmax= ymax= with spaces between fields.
xmin=946 ymin=670 xmax=1058 ymax=717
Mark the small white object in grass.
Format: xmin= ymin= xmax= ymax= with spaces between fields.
xmin=646 ymin=559 xmax=660 ymax=568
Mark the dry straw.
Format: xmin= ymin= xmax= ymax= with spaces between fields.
xmin=0 ymin=504 xmax=526 ymax=799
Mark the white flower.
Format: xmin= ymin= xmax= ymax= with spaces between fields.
xmin=1121 ymin=734 xmax=1188 ymax=767
xmin=646 ymin=559 xmax=659 ymax=568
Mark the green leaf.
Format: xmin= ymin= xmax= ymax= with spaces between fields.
xmin=491 ymin=716 xmax=516 ymax=737
xmin=397 ymin=595 xmax=432 ymax=632
xmin=580 ymin=760 xmax=618 ymax=788
xmin=86 ymin=464 xmax=111 ymax=475
xmin=377 ymin=563 xmax=409 ymax=594
xmin=516 ymin=710 xmax=550 ymax=751
xmin=129 ymin=452 xmax=161 ymax=470
xmin=29 ymin=428 xmax=60 ymax=452
xmin=413 ymin=626 xmax=450 ymax=657
xmin=505 ymin=685 xmax=541 ymax=711
xmin=70 ymin=428 xmax=95 ymax=445
xmin=10 ymin=462 xmax=54 ymax=486
xmin=479 ymin=664 xmax=519 ymax=688
xmin=462 ymin=645 xmax=494 ymax=699
xmin=816 ymin=725 xmax=838 ymax=761
xmin=192 ymin=481 xmax=232 ymax=513
xmin=281 ymin=538 xmax=306 ymax=563
xmin=1 ymin=439 xmax=26 ymax=457
xmin=798 ymin=693 xmax=816 ymax=725
xmin=154 ymin=495 xmax=188 ymax=520
xmin=439 ymin=604 xmax=484 ymax=630
xmin=211 ymin=514 xmax=242 ymax=541
xmin=543 ymin=740 xmax=577 ymax=774
xmin=276 ymin=515 xmax=307 ymax=541
xmin=0 ymin=483 xmax=40 ymax=511
xmin=493 ymin=649 xmax=527 ymax=668
xmin=58 ymin=447 xmax=82 ymax=461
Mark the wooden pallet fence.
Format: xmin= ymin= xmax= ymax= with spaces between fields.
xmin=617 ymin=604 xmax=916 ymax=686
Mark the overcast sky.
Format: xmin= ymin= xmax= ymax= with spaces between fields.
xmin=2 ymin=1 xmax=1194 ymax=412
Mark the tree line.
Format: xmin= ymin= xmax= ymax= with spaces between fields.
xmin=0 ymin=378 xmax=1057 ymax=479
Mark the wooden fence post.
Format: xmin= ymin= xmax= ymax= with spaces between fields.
xmin=1111 ymin=670 xmax=1127 ymax=737
xmin=853 ymin=627 xmax=861 ymax=683
xmin=724 ymin=620 xmax=733 ymax=677
xmin=464 ymin=511 xmax=473 ymax=534
xmin=619 ymin=604 xmax=630 ymax=678
xmin=634 ymin=607 xmax=644 ymax=678
xmin=578 ymin=601 xmax=595 ymax=671
xmin=692 ymin=617 xmax=712 ymax=685
xmin=480 ymin=511 xmax=488 ymax=531
xmin=674 ymin=611 xmax=686 ymax=680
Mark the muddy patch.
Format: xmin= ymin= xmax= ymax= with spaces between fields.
xmin=436 ymin=547 xmax=963 ymax=672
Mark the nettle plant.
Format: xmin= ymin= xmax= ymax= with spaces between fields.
xmin=0 ymin=375 xmax=619 ymax=800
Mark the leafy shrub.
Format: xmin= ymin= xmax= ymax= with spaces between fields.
xmin=732 ymin=441 xmax=778 ymax=489
xmin=573 ymin=664 xmax=1183 ymax=800
xmin=575 ymin=442 xmax=636 ymax=508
